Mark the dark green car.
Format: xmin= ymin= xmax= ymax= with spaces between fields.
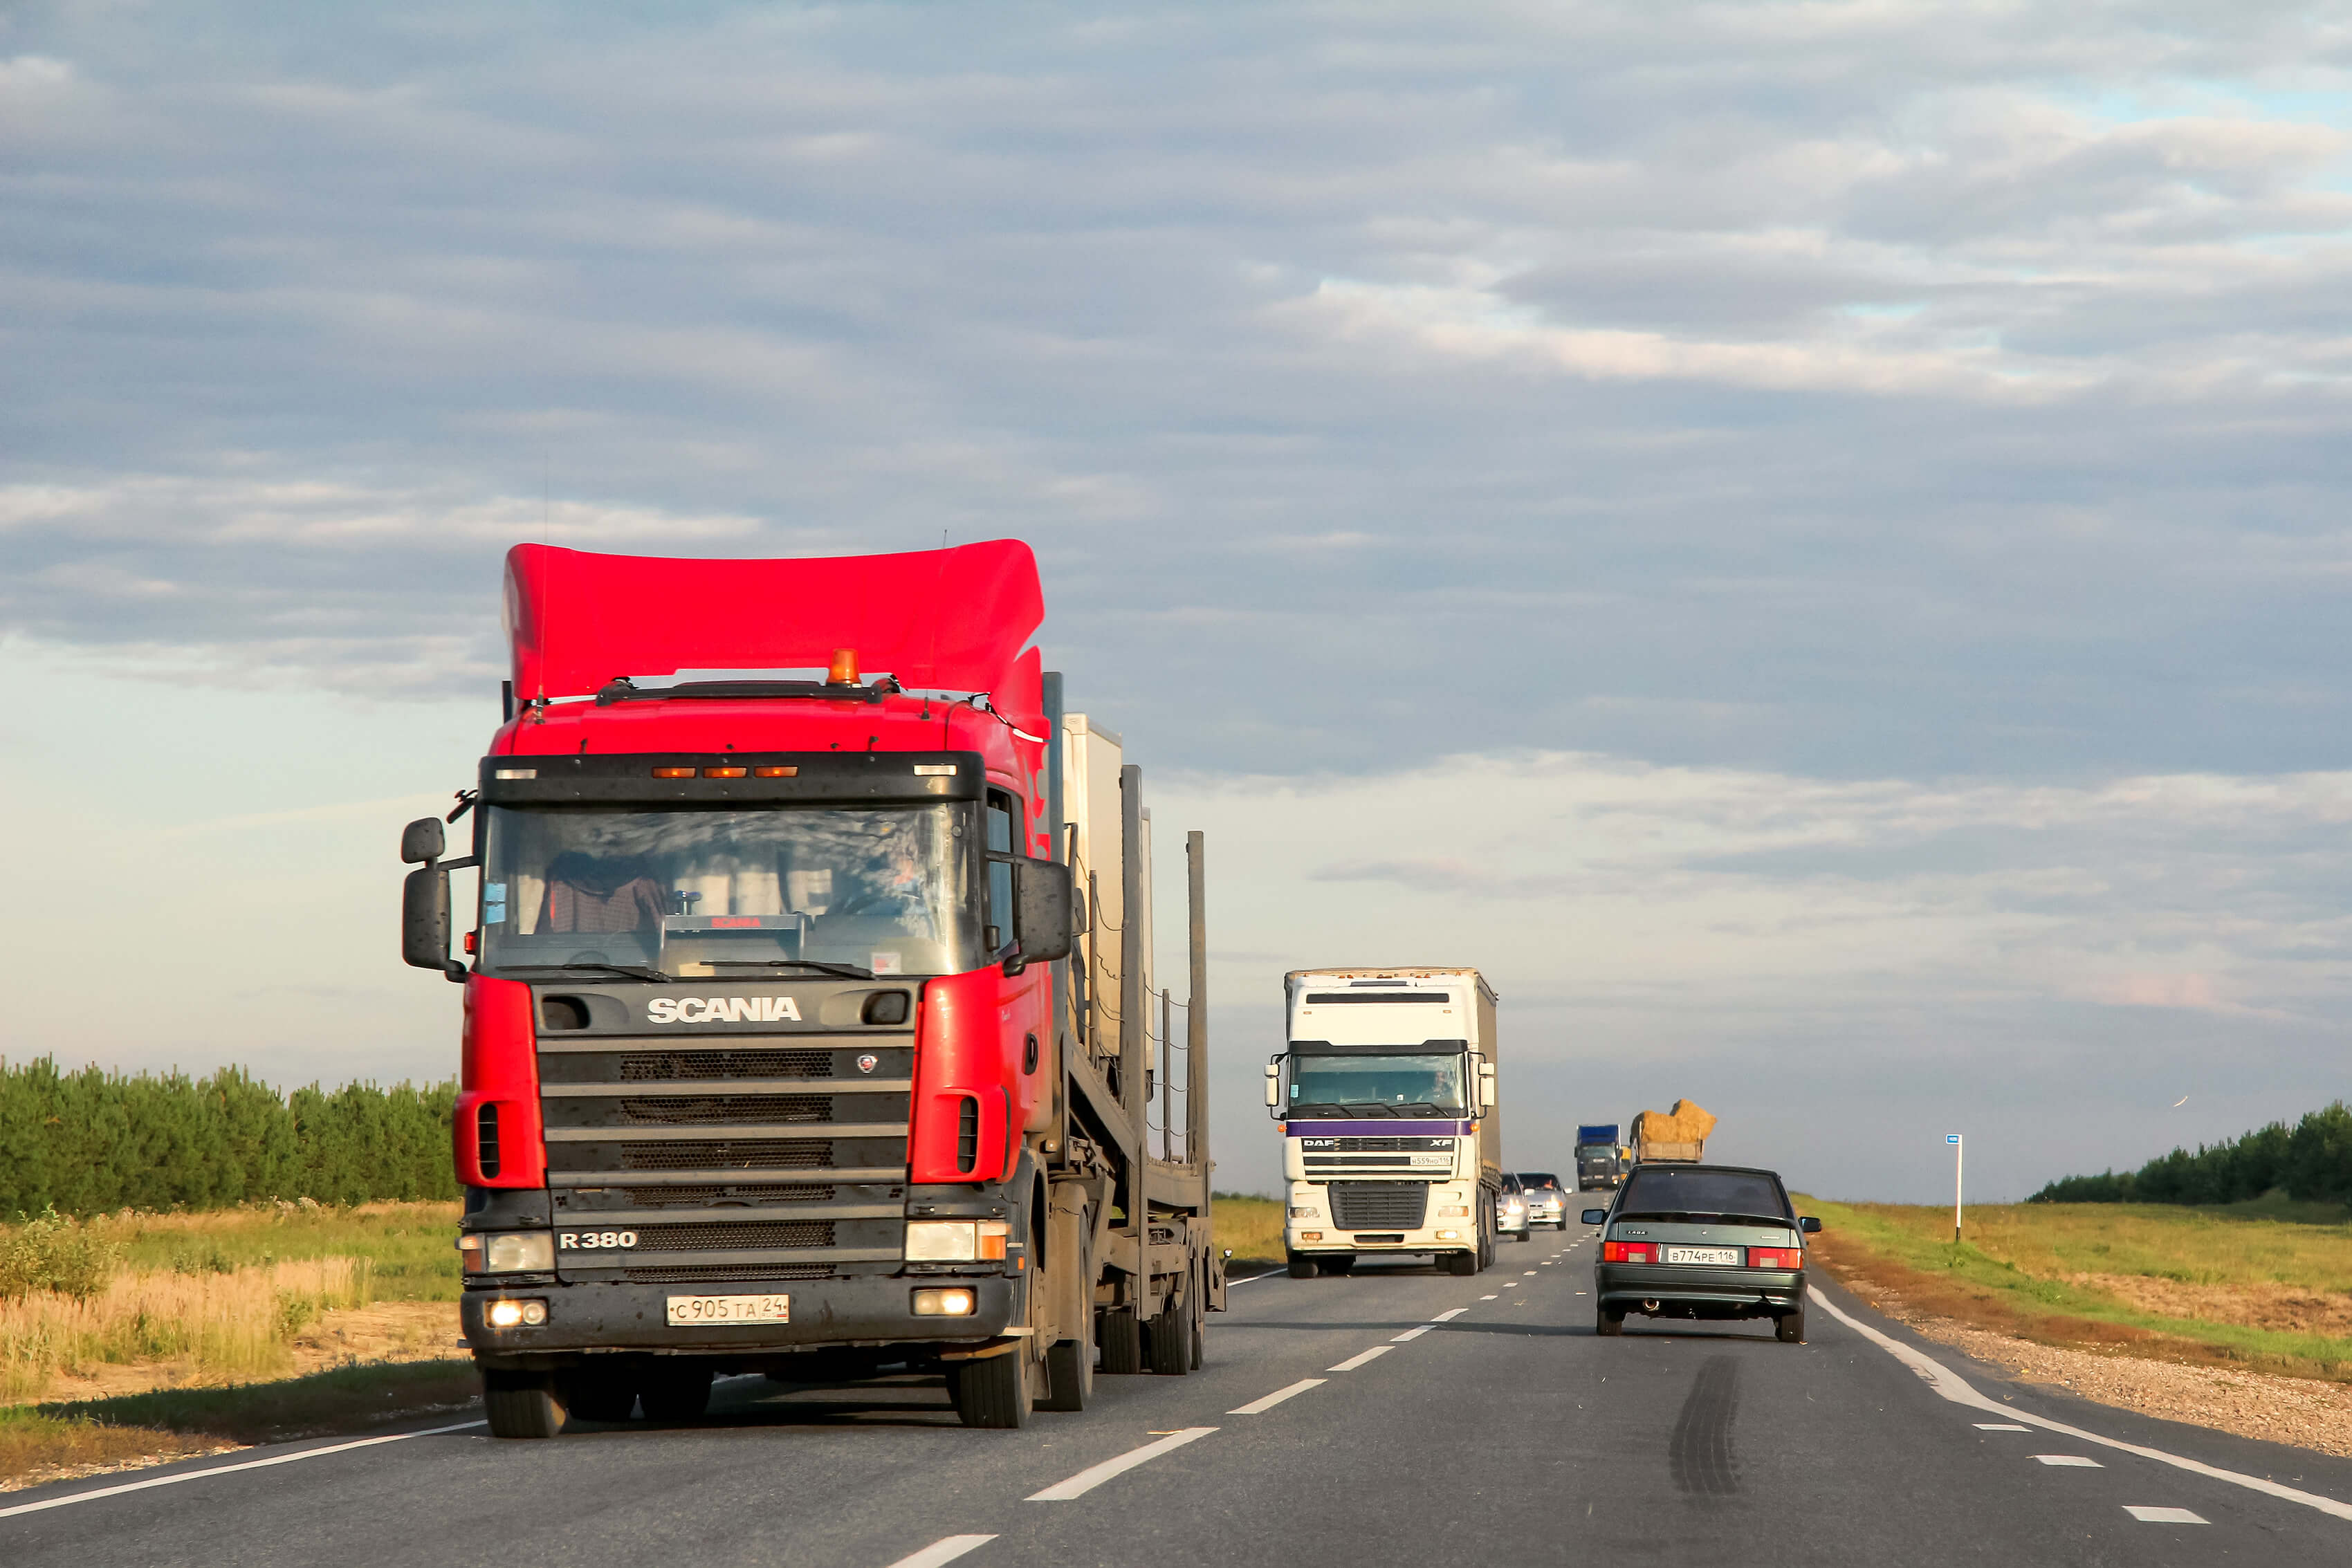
xmin=1583 ymin=1163 xmax=1823 ymax=1342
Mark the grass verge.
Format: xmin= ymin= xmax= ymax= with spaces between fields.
xmin=1799 ymin=1194 xmax=2352 ymax=1382
xmin=1212 ymin=1194 xmax=1285 ymax=1269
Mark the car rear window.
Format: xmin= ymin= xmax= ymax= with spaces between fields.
xmin=1618 ymin=1168 xmax=1789 ymax=1223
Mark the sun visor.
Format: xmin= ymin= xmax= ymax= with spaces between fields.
xmin=503 ymin=540 xmax=1045 ymax=702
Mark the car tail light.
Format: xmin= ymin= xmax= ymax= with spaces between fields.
xmin=1748 ymin=1246 xmax=1805 ymax=1269
xmin=1602 ymin=1241 xmax=1655 ymax=1264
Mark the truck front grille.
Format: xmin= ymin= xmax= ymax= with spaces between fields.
xmin=1330 ymin=1183 xmax=1431 ymax=1230
xmin=622 ymin=1263 xmax=836 ymax=1284
xmin=620 ymin=1049 xmax=836 ymax=1080
xmin=617 ymin=1094 xmax=834 ymax=1126
xmin=628 ymin=1220 xmax=835 ymax=1252
xmin=614 ymin=1183 xmax=837 ymax=1208
xmin=618 ymin=1138 xmax=834 ymax=1171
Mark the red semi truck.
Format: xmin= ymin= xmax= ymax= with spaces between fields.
xmin=401 ymin=540 xmax=1221 ymax=1437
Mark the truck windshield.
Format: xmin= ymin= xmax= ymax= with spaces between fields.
xmin=1287 ymin=1053 xmax=1467 ymax=1116
xmin=479 ymin=803 xmax=979 ymax=979
xmin=1577 ymin=1145 xmax=1615 ymax=1159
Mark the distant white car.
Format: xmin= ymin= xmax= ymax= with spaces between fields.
xmin=1518 ymin=1172 xmax=1568 ymax=1230
xmin=1496 ymin=1173 xmax=1531 ymax=1240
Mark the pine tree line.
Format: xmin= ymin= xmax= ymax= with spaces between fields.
xmin=0 ymin=1058 xmax=459 ymax=1218
xmin=2030 ymin=1102 xmax=2352 ymax=1206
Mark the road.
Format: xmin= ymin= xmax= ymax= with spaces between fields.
xmin=10 ymin=1226 xmax=2351 ymax=1566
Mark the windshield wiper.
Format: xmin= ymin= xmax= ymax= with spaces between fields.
xmin=497 ymin=961 xmax=674 ymax=983
xmin=701 ymin=959 xmax=877 ymax=980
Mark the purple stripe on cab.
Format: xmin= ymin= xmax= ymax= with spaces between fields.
xmin=1283 ymin=1119 xmax=1471 ymax=1135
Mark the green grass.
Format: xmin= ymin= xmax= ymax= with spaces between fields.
xmin=1212 ymin=1194 xmax=1285 ymax=1268
xmin=1801 ymin=1194 xmax=2352 ymax=1380
xmin=96 ymin=1203 xmax=461 ymax=1302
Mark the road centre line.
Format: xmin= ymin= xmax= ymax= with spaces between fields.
xmin=0 ymin=1421 xmax=488 ymax=1521
xmin=1480 ymin=1294 xmax=1499 ymax=1300
xmin=882 ymin=1535 xmax=997 ymax=1567
xmin=1026 ymin=1429 xmax=1217 ymax=1502
xmin=1810 ymin=1290 xmax=2352 ymax=1522
xmin=1523 ymin=1271 xmax=1537 ymax=1276
xmin=1391 ymin=1327 xmax=1429 ymax=1342
xmin=1327 ymin=1346 xmax=1393 ymax=1372
xmin=2035 ymin=1455 xmax=2102 ymax=1467
xmin=1976 ymin=1423 xmax=2030 ymax=1431
xmin=1430 ymin=1307 xmax=1467 ymax=1322
xmin=1229 ymin=1379 xmax=1325 ymax=1415
xmin=2124 ymin=1506 xmax=2207 ymax=1524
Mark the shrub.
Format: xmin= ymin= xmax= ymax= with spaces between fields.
xmin=0 ymin=1209 xmax=120 ymax=1301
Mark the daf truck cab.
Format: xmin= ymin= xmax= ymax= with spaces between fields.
xmin=1267 ymin=968 xmax=1500 ymax=1278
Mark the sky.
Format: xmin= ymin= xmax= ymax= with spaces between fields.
xmin=6 ymin=0 xmax=2352 ymax=1201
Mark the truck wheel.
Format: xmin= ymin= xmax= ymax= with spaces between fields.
xmin=558 ymin=1367 xmax=636 ymax=1423
xmin=948 ymin=1350 xmax=1032 ymax=1428
xmin=1188 ymin=1276 xmax=1204 ymax=1371
xmin=482 ymin=1370 xmax=567 ymax=1439
xmin=1595 ymin=1306 xmax=1625 ymax=1337
xmin=1444 ymin=1250 xmax=1479 ymax=1277
xmin=1286 ymin=1251 xmax=1316 ymax=1279
xmin=638 ymin=1367 xmax=712 ymax=1423
xmin=1144 ymin=1295 xmax=1190 ymax=1375
xmin=1040 ymin=1334 xmax=1094 ymax=1411
xmin=1317 ymin=1255 xmax=1354 ymax=1277
xmin=1776 ymin=1309 xmax=1806 ymax=1344
xmin=1099 ymin=1307 xmax=1143 ymax=1374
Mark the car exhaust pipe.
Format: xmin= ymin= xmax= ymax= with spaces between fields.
xmin=1642 ymin=1300 xmax=1660 ymax=1313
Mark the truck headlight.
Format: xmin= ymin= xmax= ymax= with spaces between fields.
xmin=460 ymin=1233 xmax=554 ymax=1273
xmin=1435 ymin=1205 xmax=1469 ymax=1218
xmin=1288 ymin=1206 xmax=1321 ymax=1219
xmin=484 ymin=1298 xmax=548 ymax=1327
xmin=906 ymin=1219 xmax=1011 ymax=1262
xmin=912 ymin=1287 xmax=977 ymax=1316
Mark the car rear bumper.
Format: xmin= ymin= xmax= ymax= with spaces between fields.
xmin=1595 ymin=1264 xmax=1806 ymax=1318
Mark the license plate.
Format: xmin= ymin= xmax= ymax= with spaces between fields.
xmin=665 ymin=1293 xmax=790 ymax=1325
xmin=1663 ymin=1246 xmax=1740 ymax=1265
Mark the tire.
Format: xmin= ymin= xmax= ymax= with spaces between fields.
xmin=948 ymin=1350 xmax=1032 ymax=1429
xmin=1317 ymin=1255 xmax=1354 ymax=1277
xmin=1099 ymin=1307 xmax=1143 ymax=1374
xmin=1595 ymin=1306 xmax=1625 ymax=1337
xmin=1444 ymin=1250 xmax=1479 ymax=1277
xmin=638 ymin=1367 xmax=712 ymax=1423
xmin=1040 ymin=1333 xmax=1093 ymax=1411
xmin=558 ymin=1367 xmax=636 ymax=1423
xmin=482 ymin=1370 xmax=567 ymax=1439
xmin=1776 ymin=1309 xmax=1806 ymax=1344
xmin=1145 ymin=1293 xmax=1190 ymax=1375
xmin=1189 ymin=1295 xmax=1204 ymax=1372
xmin=1286 ymin=1251 xmax=1316 ymax=1280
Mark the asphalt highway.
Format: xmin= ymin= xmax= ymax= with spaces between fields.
xmin=11 ymin=1226 xmax=2352 ymax=1567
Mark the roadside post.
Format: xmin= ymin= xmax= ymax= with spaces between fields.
xmin=1947 ymin=1133 xmax=1963 ymax=1244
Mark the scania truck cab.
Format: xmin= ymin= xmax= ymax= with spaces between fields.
xmin=1268 ymin=968 xmax=1500 ymax=1278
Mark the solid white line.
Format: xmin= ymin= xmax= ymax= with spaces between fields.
xmin=1391 ymin=1326 xmax=1429 ymax=1342
xmin=1228 ymin=1378 xmax=1324 ymax=1415
xmin=0 ymin=1421 xmax=488 ymax=1520
xmin=1327 ymin=1345 xmax=1393 ymax=1372
xmin=1810 ymin=1291 xmax=2352 ymax=1522
xmin=2035 ymin=1455 xmax=2102 ymax=1467
xmin=2124 ymin=1506 xmax=2207 ymax=1524
xmin=1025 ymin=1428 xmax=1216 ymax=1502
xmin=882 ymin=1535 xmax=997 ymax=1568
xmin=1430 ymin=1308 xmax=1467 ymax=1322
xmin=1225 ymin=1271 xmax=1277 ymax=1287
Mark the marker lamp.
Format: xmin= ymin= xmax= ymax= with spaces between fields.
xmin=485 ymin=1298 xmax=548 ymax=1328
xmin=1299 ymin=1230 xmax=1325 ymax=1242
xmin=459 ymin=1233 xmax=554 ymax=1273
xmin=912 ymin=1287 xmax=977 ymax=1316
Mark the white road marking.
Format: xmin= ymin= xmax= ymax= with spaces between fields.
xmin=1480 ymin=1294 xmax=1499 ymax=1300
xmin=1811 ymin=1291 xmax=2352 ymax=1522
xmin=1391 ymin=1326 xmax=1429 ymax=1342
xmin=1026 ymin=1428 xmax=1217 ymax=1501
xmin=0 ymin=1421 xmax=488 ymax=1520
xmin=1327 ymin=1345 xmax=1393 ymax=1372
xmin=2124 ymin=1506 xmax=2208 ymax=1524
xmin=1976 ymin=1423 xmax=2030 ymax=1432
xmin=883 ymin=1535 xmax=997 ymax=1568
xmin=1228 ymin=1378 xmax=1325 ymax=1415
xmin=1430 ymin=1308 xmax=1467 ymax=1322
xmin=1523 ymin=1270 xmax=1538 ymax=1276
xmin=1225 ymin=1271 xmax=1276 ymax=1287
xmin=2035 ymin=1455 xmax=2102 ymax=1467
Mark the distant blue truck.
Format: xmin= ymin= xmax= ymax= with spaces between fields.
xmin=1576 ymin=1124 xmax=1625 ymax=1191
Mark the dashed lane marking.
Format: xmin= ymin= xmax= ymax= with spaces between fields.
xmin=882 ymin=1535 xmax=998 ymax=1567
xmin=1976 ymin=1423 xmax=2030 ymax=1432
xmin=1026 ymin=1429 xmax=1217 ymax=1502
xmin=1327 ymin=1346 xmax=1393 ymax=1372
xmin=1480 ymin=1293 xmax=1499 ymax=1300
xmin=1430 ymin=1308 xmax=1467 ymax=1322
xmin=1524 ymin=1271 xmax=1538 ymax=1276
xmin=1229 ymin=1379 xmax=1325 ymax=1415
xmin=2035 ymin=1456 xmax=2103 ymax=1467
xmin=1811 ymin=1291 xmax=2352 ymax=1522
xmin=0 ymin=1421 xmax=488 ymax=1521
xmin=2124 ymin=1506 xmax=2207 ymax=1524
xmin=1391 ymin=1327 xmax=1429 ymax=1342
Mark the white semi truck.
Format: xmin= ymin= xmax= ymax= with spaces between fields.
xmin=1265 ymin=968 xmax=1500 ymax=1278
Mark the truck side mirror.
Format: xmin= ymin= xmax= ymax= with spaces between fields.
xmin=1799 ymin=1215 xmax=1823 ymax=1234
xmin=1477 ymin=1062 xmax=1496 ymax=1114
xmin=1011 ymin=858 xmax=1074 ymax=963
xmin=401 ymin=816 xmax=446 ymax=865
xmin=402 ymin=865 xmax=463 ymax=979
xmin=1263 ymin=1061 xmax=1281 ymax=1108
xmin=1581 ymin=1208 xmax=1608 ymax=1226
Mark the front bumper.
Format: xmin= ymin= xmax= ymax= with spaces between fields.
xmin=1594 ymin=1264 xmax=1806 ymax=1319
xmin=1497 ymin=1211 xmax=1529 ymax=1234
xmin=461 ymin=1274 xmax=1019 ymax=1367
xmin=1285 ymin=1225 xmax=1476 ymax=1255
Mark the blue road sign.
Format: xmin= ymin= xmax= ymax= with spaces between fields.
xmin=1947 ymin=1134 xmax=1961 ymax=1144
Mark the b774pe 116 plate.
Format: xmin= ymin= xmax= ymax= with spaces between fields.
xmin=666 ymin=1293 xmax=791 ymax=1326
xmin=1662 ymin=1246 xmax=1740 ymax=1265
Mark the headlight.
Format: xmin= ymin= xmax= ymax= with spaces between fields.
xmin=912 ymin=1287 xmax=977 ymax=1316
xmin=484 ymin=1298 xmax=548 ymax=1327
xmin=461 ymin=1233 xmax=554 ymax=1273
xmin=1288 ymin=1206 xmax=1321 ymax=1219
xmin=906 ymin=1219 xmax=1011 ymax=1262
xmin=1435 ymin=1205 xmax=1469 ymax=1218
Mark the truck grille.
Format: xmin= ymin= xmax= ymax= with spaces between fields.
xmin=538 ymin=1014 xmax=915 ymax=1280
xmin=1331 ymin=1183 xmax=1430 ymax=1230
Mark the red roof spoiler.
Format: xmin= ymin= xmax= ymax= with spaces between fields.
xmin=502 ymin=540 xmax=1045 ymax=704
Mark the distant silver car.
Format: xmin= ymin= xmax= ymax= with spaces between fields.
xmin=1496 ymin=1172 xmax=1530 ymax=1240
xmin=1517 ymin=1172 xmax=1568 ymax=1230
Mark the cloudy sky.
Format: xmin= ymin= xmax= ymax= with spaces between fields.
xmin=6 ymin=1 xmax=2351 ymax=1200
